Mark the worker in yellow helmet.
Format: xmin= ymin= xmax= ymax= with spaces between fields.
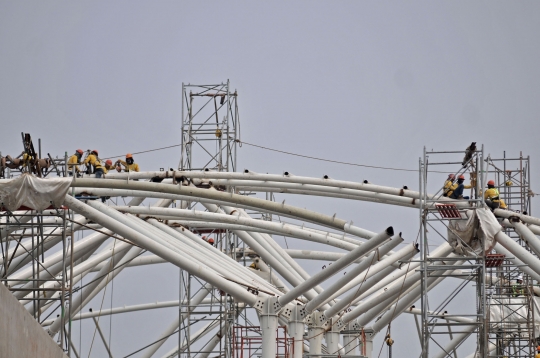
xmin=485 ymin=180 xmax=507 ymax=210
xmin=116 ymin=153 xmax=140 ymax=172
xmin=67 ymin=149 xmax=84 ymax=176
xmin=83 ymin=149 xmax=105 ymax=178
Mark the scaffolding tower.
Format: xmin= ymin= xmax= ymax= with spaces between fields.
xmin=174 ymin=81 xmax=247 ymax=358
xmin=0 ymin=136 xmax=74 ymax=356
xmin=419 ymin=145 xmax=487 ymax=357
xmin=485 ymin=153 xmax=536 ymax=357
xmin=419 ymin=145 xmax=537 ymax=358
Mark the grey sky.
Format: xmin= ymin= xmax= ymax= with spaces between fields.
xmin=1 ymin=1 xmax=539 ymax=357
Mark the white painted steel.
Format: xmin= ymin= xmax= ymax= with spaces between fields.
xmin=277 ymin=228 xmax=392 ymax=307
xmin=494 ymin=231 xmax=540 ymax=276
xmin=305 ymin=236 xmax=403 ymax=314
xmin=63 ymin=196 xmax=258 ymax=306
xmin=512 ymin=220 xmax=540 ymax=258
xmin=494 ymin=208 xmax=540 ymax=227
xmin=139 ymin=284 xmax=213 ymax=358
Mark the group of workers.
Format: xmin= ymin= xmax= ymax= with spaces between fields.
xmin=443 ymin=174 xmax=507 ymax=210
xmin=67 ymin=149 xmax=140 ymax=178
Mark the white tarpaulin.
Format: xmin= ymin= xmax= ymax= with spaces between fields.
xmin=0 ymin=174 xmax=71 ymax=211
xmin=448 ymin=208 xmax=502 ymax=255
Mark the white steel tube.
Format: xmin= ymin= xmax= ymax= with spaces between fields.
xmin=63 ymin=196 xmax=258 ymax=306
xmin=278 ymin=227 xmax=393 ymax=307
xmin=371 ymin=261 xmax=462 ymax=333
xmin=102 ymin=170 xmax=424 ymax=201
xmin=222 ymin=205 xmax=330 ymax=300
xmin=305 ymin=235 xmax=403 ymax=314
xmin=494 ymin=243 xmax=540 ymax=281
xmin=494 ymin=231 xmax=540 ymax=276
xmin=41 ymin=298 xmax=215 ymax=326
xmin=324 ymin=245 xmax=418 ymax=320
xmin=147 ymin=219 xmax=282 ymax=295
xmin=71 ymin=179 xmax=350 ymax=230
xmin=116 ymin=206 xmax=363 ymax=251
xmin=140 ymin=284 xmax=213 ymax=358
xmin=47 ymin=241 xmax=138 ymax=337
xmin=512 ymin=221 xmax=540 ymax=258
xmin=494 ymin=208 xmax=540 ymax=227
xmin=94 ymin=203 xmax=273 ymax=294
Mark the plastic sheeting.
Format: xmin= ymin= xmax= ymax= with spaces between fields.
xmin=489 ymin=296 xmax=540 ymax=335
xmin=448 ymin=208 xmax=502 ymax=255
xmin=0 ymin=173 xmax=71 ymax=211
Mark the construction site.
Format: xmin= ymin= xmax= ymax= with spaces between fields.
xmin=1 ymin=81 xmax=539 ymax=358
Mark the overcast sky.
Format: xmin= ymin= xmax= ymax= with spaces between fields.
xmin=1 ymin=1 xmax=540 ymax=357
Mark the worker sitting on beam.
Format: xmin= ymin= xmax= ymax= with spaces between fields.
xmin=450 ymin=174 xmax=472 ymax=200
xmin=485 ymin=180 xmax=507 ymax=210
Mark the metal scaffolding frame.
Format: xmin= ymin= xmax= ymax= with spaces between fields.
xmin=485 ymin=153 xmax=536 ymax=357
xmin=419 ymin=145 xmax=487 ymax=357
xmin=419 ymin=146 xmax=537 ymax=358
xmin=179 ymin=81 xmax=239 ymax=173
xmin=175 ymin=81 xmax=245 ymax=358
xmin=0 ymin=167 xmax=74 ymax=355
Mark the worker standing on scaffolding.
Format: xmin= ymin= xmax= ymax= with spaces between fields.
xmin=67 ymin=149 xmax=84 ymax=176
xmin=83 ymin=149 xmax=105 ymax=178
xmin=443 ymin=174 xmax=456 ymax=197
xmin=450 ymin=175 xmax=472 ymax=200
xmin=116 ymin=153 xmax=140 ymax=172
xmin=512 ymin=275 xmax=525 ymax=297
xmin=485 ymin=180 xmax=508 ymax=210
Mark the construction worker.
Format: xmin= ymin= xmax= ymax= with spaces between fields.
xmin=67 ymin=149 xmax=84 ymax=176
xmin=450 ymin=175 xmax=472 ymax=200
xmin=83 ymin=150 xmax=105 ymax=178
xmin=102 ymin=160 xmax=119 ymax=174
xmin=512 ymin=275 xmax=525 ymax=297
xmin=443 ymin=174 xmax=456 ymax=197
xmin=535 ymin=345 xmax=540 ymax=358
xmin=484 ymin=180 xmax=508 ymax=210
xmin=116 ymin=153 xmax=140 ymax=172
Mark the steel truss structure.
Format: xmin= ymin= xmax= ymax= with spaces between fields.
xmin=1 ymin=123 xmax=539 ymax=357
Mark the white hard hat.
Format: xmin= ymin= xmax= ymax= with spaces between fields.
xmin=517 ymin=275 xmax=523 ymax=280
